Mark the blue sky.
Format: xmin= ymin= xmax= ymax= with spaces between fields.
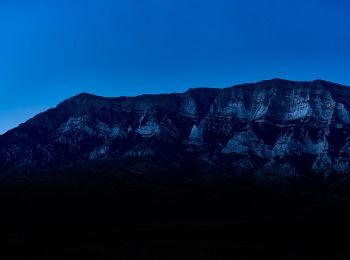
xmin=0 ymin=0 xmax=349 ymax=134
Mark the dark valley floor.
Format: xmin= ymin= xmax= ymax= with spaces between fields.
xmin=1 ymin=169 xmax=350 ymax=259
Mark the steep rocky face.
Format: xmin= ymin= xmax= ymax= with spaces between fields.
xmin=1 ymin=79 xmax=350 ymax=183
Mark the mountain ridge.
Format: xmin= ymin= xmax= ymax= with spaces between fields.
xmin=2 ymin=78 xmax=350 ymax=186
xmin=1 ymin=78 xmax=347 ymax=136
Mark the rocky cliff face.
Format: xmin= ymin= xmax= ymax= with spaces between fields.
xmin=1 ymin=79 xmax=350 ymax=183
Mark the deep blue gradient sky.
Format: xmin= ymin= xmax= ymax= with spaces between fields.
xmin=1 ymin=0 xmax=349 ymax=134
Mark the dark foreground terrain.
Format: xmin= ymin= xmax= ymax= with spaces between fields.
xmin=1 ymin=170 xmax=350 ymax=259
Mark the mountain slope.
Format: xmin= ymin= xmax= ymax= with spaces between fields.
xmin=1 ymin=78 xmax=350 ymax=184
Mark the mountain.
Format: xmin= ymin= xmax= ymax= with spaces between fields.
xmin=2 ymin=78 xmax=350 ymax=185
xmin=3 ymin=78 xmax=350 ymax=259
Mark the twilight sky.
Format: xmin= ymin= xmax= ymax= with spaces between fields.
xmin=0 ymin=0 xmax=349 ymax=134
